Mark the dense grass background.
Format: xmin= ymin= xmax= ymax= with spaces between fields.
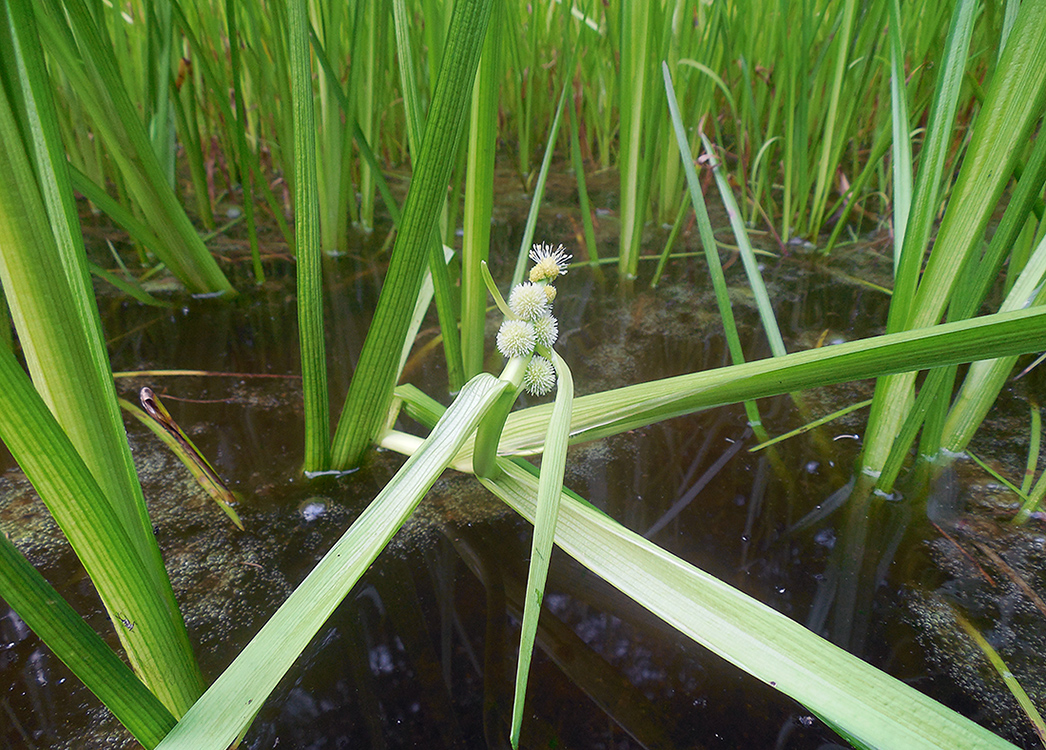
xmin=50 ymin=0 xmax=1006 ymax=263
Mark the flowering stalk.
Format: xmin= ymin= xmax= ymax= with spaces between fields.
xmin=472 ymin=244 xmax=571 ymax=478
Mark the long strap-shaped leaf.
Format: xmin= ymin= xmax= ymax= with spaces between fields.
xmin=510 ymin=350 xmax=573 ymax=748
xmin=461 ymin=0 xmax=502 ymax=378
xmin=482 ymin=458 xmax=1016 ymax=750
xmin=1 ymin=0 xmax=156 ymax=573
xmin=287 ymin=0 xmax=330 ymax=472
xmin=391 ymin=0 xmax=466 ymax=392
xmin=478 ymin=305 xmax=1046 ymax=459
xmin=154 ymin=373 xmax=508 ymax=749
xmin=331 ymin=0 xmax=495 ymax=469
xmin=0 ymin=343 xmax=204 ymax=716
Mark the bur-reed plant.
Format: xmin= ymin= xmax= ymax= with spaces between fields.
xmin=7 ymin=1 xmax=1046 ymax=749
xmin=150 ymin=209 xmax=1046 ymax=748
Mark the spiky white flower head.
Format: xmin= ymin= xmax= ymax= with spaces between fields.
xmin=532 ymin=314 xmax=559 ymax=348
xmin=523 ymin=356 xmax=556 ymax=396
xmin=508 ymin=282 xmax=551 ymax=322
xmin=529 ymin=243 xmax=572 ymax=282
xmin=496 ymin=319 xmax=536 ymax=358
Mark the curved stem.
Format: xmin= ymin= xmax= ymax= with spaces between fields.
xmin=471 ymin=355 xmax=529 ymax=478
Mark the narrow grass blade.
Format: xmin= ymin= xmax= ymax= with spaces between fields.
xmin=331 ymin=0 xmax=495 ymax=470
xmin=698 ymin=131 xmax=786 ymax=356
xmin=509 ymin=85 xmax=569 ymax=290
xmin=154 ymin=373 xmax=508 ymax=750
xmin=287 ymin=0 xmax=330 ymax=472
xmin=887 ymin=0 xmax=913 ymax=277
xmin=67 ymin=165 xmax=167 ymax=261
xmin=651 ymin=198 xmax=689 ymax=288
xmin=749 ymin=399 xmax=873 ymax=453
xmin=1023 ymin=401 xmax=1042 ymax=497
xmin=953 ymin=605 xmax=1046 ymax=745
xmin=662 ymin=63 xmax=744 ymax=366
xmin=87 ymin=260 xmax=174 ymax=309
xmin=510 ymin=350 xmax=573 ymax=748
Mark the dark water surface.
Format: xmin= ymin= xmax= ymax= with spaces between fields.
xmin=2 ymin=191 xmax=1043 ymax=749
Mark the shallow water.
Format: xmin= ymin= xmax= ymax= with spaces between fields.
xmin=2 ymin=184 xmax=1043 ymax=748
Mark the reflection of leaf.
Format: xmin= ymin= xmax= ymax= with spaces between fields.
xmin=121 ymin=389 xmax=243 ymax=530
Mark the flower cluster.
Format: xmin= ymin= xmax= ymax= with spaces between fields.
xmin=496 ymin=243 xmax=571 ymax=396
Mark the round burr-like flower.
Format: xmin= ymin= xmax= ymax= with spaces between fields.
xmin=496 ymin=319 xmax=536 ymax=358
xmin=523 ymin=356 xmax=556 ymax=396
xmin=509 ymin=282 xmax=551 ymax=322
xmin=532 ymin=314 xmax=559 ymax=349
xmin=529 ymin=243 xmax=572 ymax=282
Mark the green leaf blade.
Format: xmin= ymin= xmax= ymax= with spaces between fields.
xmin=510 ymin=351 xmax=574 ymax=747
xmin=486 ymin=460 xmax=1016 ymax=750
xmin=331 ymin=0 xmax=495 ymax=470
